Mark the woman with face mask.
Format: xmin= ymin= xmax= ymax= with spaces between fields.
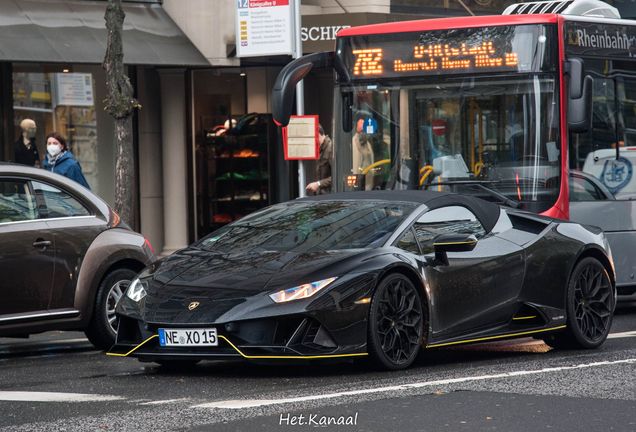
xmin=43 ymin=132 xmax=91 ymax=190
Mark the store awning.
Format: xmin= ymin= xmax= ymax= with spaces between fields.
xmin=0 ymin=0 xmax=210 ymax=66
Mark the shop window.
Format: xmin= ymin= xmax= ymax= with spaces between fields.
xmin=193 ymin=69 xmax=275 ymax=238
xmin=11 ymin=64 xmax=122 ymax=207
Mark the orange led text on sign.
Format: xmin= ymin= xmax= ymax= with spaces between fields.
xmin=410 ymin=41 xmax=517 ymax=71
xmin=352 ymin=49 xmax=383 ymax=75
xmin=355 ymin=41 xmax=518 ymax=75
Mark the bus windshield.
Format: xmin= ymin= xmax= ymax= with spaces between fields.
xmin=332 ymin=24 xmax=560 ymax=212
xmin=333 ymin=74 xmax=560 ymax=212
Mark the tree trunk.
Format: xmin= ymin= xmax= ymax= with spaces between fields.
xmin=114 ymin=115 xmax=134 ymax=225
xmin=103 ymin=0 xmax=138 ymax=227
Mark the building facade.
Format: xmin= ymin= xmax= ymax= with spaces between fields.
xmin=2 ymin=0 xmax=628 ymax=258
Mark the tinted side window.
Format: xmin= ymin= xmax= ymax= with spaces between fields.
xmin=395 ymin=227 xmax=420 ymax=254
xmin=0 ymin=180 xmax=38 ymax=222
xmin=33 ymin=182 xmax=90 ymax=218
xmin=414 ymin=206 xmax=485 ymax=254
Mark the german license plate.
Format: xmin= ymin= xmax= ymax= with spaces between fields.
xmin=158 ymin=328 xmax=218 ymax=347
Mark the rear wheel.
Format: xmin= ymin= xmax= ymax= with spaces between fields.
xmin=85 ymin=268 xmax=137 ymax=351
xmin=367 ymin=274 xmax=424 ymax=370
xmin=543 ymin=257 xmax=614 ymax=350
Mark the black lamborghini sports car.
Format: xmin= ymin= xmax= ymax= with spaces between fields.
xmin=110 ymin=191 xmax=616 ymax=370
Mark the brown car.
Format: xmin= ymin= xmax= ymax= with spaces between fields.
xmin=0 ymin=163 xmax=156 ymax=350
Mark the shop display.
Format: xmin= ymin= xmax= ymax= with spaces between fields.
xmin=196 ymin=113 xmax=273 ymax=236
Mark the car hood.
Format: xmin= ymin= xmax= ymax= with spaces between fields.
xmin=147 ymin=248 xmax=361 ymax=301
xmin=128 ymin=248 xmax=365 ymax=324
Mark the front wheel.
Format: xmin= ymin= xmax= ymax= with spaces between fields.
xmin=85 ymin=268 xmax=137 ymax=351
xmin=367 ymin=274 xmax=424 ymax=371
xmin=543 ymin=257 xmax=614 ymax=350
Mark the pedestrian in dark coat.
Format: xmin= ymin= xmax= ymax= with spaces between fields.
xmin=43 ymin=132 xmax=91 ymax=190
xmin=306 ymin=124 xmax=332 ymax=195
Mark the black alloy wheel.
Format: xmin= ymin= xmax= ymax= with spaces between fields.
xmin=544 ymin=257 xmax=614 ymax=350
xmin=368 ymin=273 xmax=424 ymax=370
xmin=85 ymin=268 xmax=138 ymax=351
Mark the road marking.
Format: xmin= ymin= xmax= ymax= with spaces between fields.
xmin=0 ymin=391 xmax=124 ymax=403
xmin=607 ymin=331 xmax=636 ymax=339
xmin=138 ymin=398 xmax=190 ymax=405
xmin=194 ymin=358 xmax=636 ymax=409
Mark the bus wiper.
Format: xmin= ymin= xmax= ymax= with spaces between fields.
xmin=421 ymin=180 xmax=520 ymax=209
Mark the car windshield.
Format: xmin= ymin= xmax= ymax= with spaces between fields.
xmin=193 ymin=201 xmax=418 ymax=253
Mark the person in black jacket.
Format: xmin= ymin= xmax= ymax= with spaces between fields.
xmin=14 ymin=119 xmax=41 ymax=167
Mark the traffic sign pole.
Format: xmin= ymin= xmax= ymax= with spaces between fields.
xmin=294 ymin=0 xmax=306 ymax=198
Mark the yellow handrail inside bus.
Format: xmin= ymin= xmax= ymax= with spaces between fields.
xmin=470 ymin=99 xmax=483 ymax=174
xmin=361 ymin=159 xmax=391 ymax=175
xmin=419 ymin=165 xmax=434 ymax=185
xmin=474 ymin=162 xmax=484 ymax=177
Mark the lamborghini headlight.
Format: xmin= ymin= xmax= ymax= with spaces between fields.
xmin=269 ymin=277 xmax=338 ymax=303
xmin=126 ymin=277 xmax=148 ymax=302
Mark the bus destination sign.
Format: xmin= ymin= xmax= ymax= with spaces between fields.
xmin=352 ymin=42 xmax=518 ymax=76
xmin=565 ymin=21 xmax=636 ymax=59
xmin=339 ymin=25 xmax=552 ymax=80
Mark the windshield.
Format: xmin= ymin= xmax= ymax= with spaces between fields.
xmin=193 ymin=201 xmax=419 ymax=254
xmin=333 ymin=74 xmax=560 ymax=212
xmin=332 ymin=24 xmax=560 ymax=212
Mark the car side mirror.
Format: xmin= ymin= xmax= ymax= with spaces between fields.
xmin=433 ymin=233 xmax=477 ymax=266
xmin=567 ymin=58 xmax=593 ymax=134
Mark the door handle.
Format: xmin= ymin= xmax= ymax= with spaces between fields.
xmin=33 ymin=240 xmax=51 ymax=248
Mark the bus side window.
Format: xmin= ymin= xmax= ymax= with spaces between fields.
xmin=619 ymin=77 xmax=636 ymax=147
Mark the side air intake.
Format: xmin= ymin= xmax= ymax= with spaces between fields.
xmin=503 ymin=0 xmax=620 ymax=18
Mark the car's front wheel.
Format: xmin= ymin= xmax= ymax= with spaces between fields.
xmin=85 ymin=268 xmax=137 ymax=351
xmin=367 ymin=273 xmax=424 ymax=371
xmin=543 ymin=257 xmax=614 ymax=350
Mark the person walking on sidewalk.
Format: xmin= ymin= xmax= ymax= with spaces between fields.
xmin=43 ymin=132 xmax=91 ymax=190
xmin=306 ymin=124 xmax=332 ymax=195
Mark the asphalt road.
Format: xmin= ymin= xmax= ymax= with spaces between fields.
xmin=1 ymin=303 xmax=635 ymax=432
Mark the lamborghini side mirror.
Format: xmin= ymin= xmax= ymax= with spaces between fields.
xmin=433 ymin=233 xmax=477 ymax=266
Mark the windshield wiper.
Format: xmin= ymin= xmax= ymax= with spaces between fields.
xmin=421 ymin=180 xmax=520 ymax=209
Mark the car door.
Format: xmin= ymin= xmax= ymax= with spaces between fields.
xmin=412 ymin=206 xmax=525 ymax=339
xmin=0 ymin=179 xmax=55 ymax=316
xmin=32 ymin=181 xmax=104 ymax=310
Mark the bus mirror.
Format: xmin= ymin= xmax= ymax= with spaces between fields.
xmin=342 ymin=92 xmax=353 ymax=133
xmin=567 ymin=58 xmax=593 ymax=134
xmin=568 ymin=75 xmax=593 ymax=134
xmin=569 ymin=58 xmax=584 ymax=99
xmin=271 ymin=52 xmax=334 ymax=127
